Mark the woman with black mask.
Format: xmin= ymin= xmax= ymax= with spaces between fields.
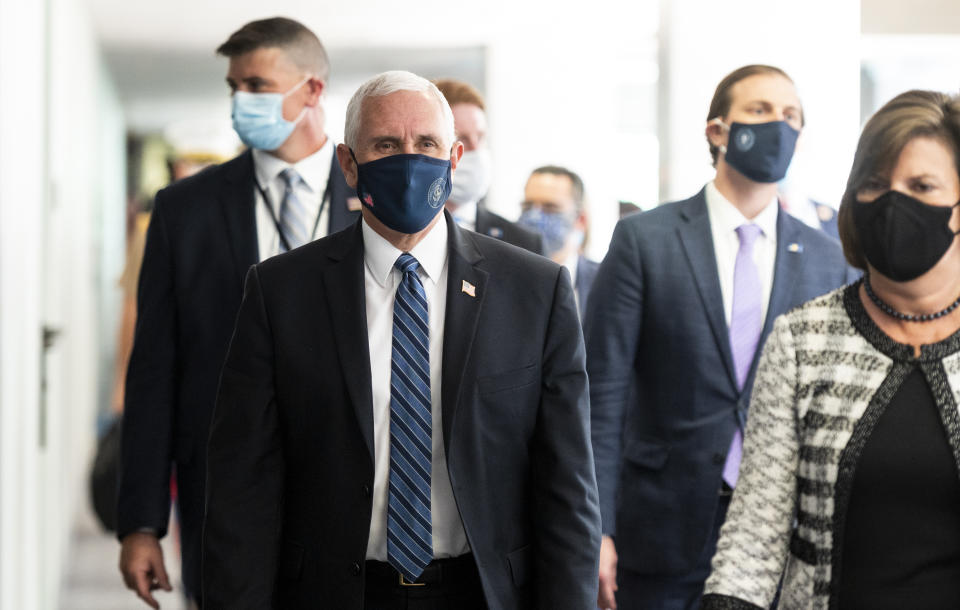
xmin=700 ymin=89 xmax=960 ymax=609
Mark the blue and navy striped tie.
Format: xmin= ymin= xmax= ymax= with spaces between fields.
xmin=388 ymin=253 xmax=433 ymax=582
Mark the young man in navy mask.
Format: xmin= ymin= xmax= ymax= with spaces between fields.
xmin=203 ymin=70 xmax=601 ymax=610
xmin=586 ymin=65 xmax=854 ymax=610
xmin=117 ymin=17 xmax=360 ymax=609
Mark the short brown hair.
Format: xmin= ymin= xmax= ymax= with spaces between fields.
xmin=837 ymin=90 xmax=960 ymax=269
xmin=216 ymin=17 xmax=329 ymax=82
xmin=706 ymin=64 xmax=803 ymax=165
xmin=433 ymin=78 xmax=485 ymax=111
xmin=530 ymin=165 xmax=586 ymax=213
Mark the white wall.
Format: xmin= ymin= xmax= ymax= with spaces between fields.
xmin=0 ymin=0 xmax=48 ymax=606
xmin=484 ymin=4 xmax=659 ymax=261
xmin=0 ymin=0 xmax=125 ymax=605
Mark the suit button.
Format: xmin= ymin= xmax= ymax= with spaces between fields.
xmin=712 ymin=453 xmax=725 ymax=465
xmin=351 ymin=562 xmax=361 ymax=576
xmin=362 ymin=484 xmax=371 ymax=496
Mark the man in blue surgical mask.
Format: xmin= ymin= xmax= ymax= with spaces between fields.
xmin=433 ymin=78 xmax=543 ymax=254
xmin=203 ymin=70 xmax=601 ymax=609
xmin=587 ymin=65 xmax=855 ymax=610
xmin=518 ymin=165 xmax=599 ymax=319
xmin=117 ymin=17 xmax=359 ymax=609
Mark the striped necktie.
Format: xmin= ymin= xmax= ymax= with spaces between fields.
xmin=279 ymin=167 xmax=310 ymax=251
xmin=387 ymin=253 xmax=433 ymax=582
xmin=724 ymin=223 xmax=763 ymax=487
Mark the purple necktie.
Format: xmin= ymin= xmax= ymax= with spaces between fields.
xmin=723 ymin=223 xmax=763 ymax=487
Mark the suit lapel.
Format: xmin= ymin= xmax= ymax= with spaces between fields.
xmin=322 ymin=221 xmax=375 ymax=460
xmin=676 ymin=191 xmax=739 ymax=391
xmin=218 ymin=150 xmax=259 ymax=278
xmin=440 ymin=212 xmax=488 ymax=455
xmin=326 ymin=150 xmax=359 ymax=234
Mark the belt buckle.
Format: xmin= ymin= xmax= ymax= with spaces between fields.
xmin=399 ymin=573 xmax=426 ymax=587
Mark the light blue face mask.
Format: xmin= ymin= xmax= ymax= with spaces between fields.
xmin=231 ymin=77 xmax=310 ymax=151
xmin=518 ymin=207 xmax=576 ymax=258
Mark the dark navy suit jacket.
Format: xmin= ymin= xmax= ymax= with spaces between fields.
xmin=117 ymin=149 xmax=359 ymax=599
xmin=575 ymin=256 xmax=600 ymax=319
xmin=584 ymin=188 xmax=852 ymax=576
xmin=475 ymin=207 xmax=543 ymax=254
xmin=203 ymin=212 xmax=601 ymax=609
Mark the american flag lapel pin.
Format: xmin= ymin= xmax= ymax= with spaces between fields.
xmin=461 ymin=280 xmax=476 ymax=297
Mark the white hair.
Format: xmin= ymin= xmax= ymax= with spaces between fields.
xmin=343 ymin=70 xmax=456 ymax=151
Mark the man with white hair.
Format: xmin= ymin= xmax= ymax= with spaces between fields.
xmin=202 ymin=70 xmax=601 ymax=609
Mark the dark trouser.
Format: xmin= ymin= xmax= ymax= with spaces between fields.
xmin=364 ymin=554 xmax=487 ymax=610
xmin=616 ymin=495 xmax=731 ymax=610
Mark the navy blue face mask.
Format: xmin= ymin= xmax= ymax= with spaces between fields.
xmin=721 ymin=120 xmax=799 ymax=183
xmin=351 ymin=150 xmax=452 ymax=234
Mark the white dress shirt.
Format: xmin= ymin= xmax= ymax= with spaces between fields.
xmin=561 ymin=250 xmax=581 ymax=313
xmin=252 ymin=137 xmax=334 ymax=261
xmin=704 ymin=181 xmax=779 ymax=326
xmin=361 ymin=216 xmax=470 ymax=561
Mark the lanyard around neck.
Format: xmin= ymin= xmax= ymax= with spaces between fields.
xmin=253 ymin=172 xmax=331 ymax=252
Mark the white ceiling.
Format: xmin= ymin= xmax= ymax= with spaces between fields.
xmin=85 ymin=0 xmax=584 ymax=132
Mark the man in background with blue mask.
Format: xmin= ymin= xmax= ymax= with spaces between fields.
xmin=117 ymin=17 xmax=359 ymax=609
xmin=587 ymin=65 xmax=854 ymax=610
xmin=433 ymin=78 xmax=542 ymax=254
xmin=518 ymin=165 xmax=599 ymax=318
xmin=203 ymin=70 xmax=601 ymax=609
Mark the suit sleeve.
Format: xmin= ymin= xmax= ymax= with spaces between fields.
xmin=532 ymin=265 xmax=602 ymax=609
xmin=203 ymin=265 xmax=284 ymax=609
xmin=118 ymin=192 xmax=177 ymax=539
xmin=583 ymin=219 xmax=644 ymax=535
xmin=702 ymin=316 xmax=799 ymax=608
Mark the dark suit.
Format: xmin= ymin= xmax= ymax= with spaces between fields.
xmin=118 ymin=149 xmax=359 ymax=601
xmin=475 ymin=207 xmax=543 ymax=254
xmin=575 ymin=256 xmax=600 ymax=319
xmin=203 ymin=212 xmax=601 ymax=609
xmin=584 ymin=189 xmax=851 ymax=605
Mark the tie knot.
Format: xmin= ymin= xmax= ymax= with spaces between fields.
xmin=736 ymin=223 xmax=762 ymax=247
xmin=280 ymin=167 xmax=300 ymax=189
xmin=395 ymin=253 xmax=421 ymax=275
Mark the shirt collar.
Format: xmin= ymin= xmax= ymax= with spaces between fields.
xmin=362 ymin=213 xmax=449 ymax=289
xmin=705 ymin=180 xmax=779 ymax=238
xmin=561 ymin=250 xmax=579 ymax=281
xmin=252 ymin=136 xmax=334 ymax=195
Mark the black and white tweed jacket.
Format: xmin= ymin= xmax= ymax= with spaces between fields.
xmin=701 ymin=282 xmax=960 ymax=609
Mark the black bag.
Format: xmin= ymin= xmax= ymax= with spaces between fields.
xmin=90 ymin=416 xmax=122 ymax=531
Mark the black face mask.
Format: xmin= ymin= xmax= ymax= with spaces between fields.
xmin=722 ymin=120 xmax=799 ymax=183
xmin=852 ymin=190 xmax=960 ymax=282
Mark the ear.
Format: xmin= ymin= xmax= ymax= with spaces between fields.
xmin=574 ymin=209 xmax=588 ymax=232
xmin=705 ymin=118 xmax=728 ymax=150
xmin=449 ymin=141 xmax=464 ymax=172
xmin=336 ymin=143 xmax=358 ymax=189
xmin=305 ymin=77 xmax=325 ymax=106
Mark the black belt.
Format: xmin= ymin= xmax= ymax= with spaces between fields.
xmin=365 ymin=554 xmax=480 ymax=588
